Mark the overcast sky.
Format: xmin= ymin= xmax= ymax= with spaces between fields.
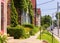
xmin=37 ymin=0 xmax=60 ymax=20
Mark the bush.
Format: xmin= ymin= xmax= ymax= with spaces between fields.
xmin=7 ymin=26 xmax=15 ymax=36
xmin=24 ymin=34 xmax=30 ymax=39
xmin=42 ymin=24 xmax=49 ymax=30
xmin=29 ymin=26 xmax=40 ymax=35
xmin=29 ymin=30 xmax=35 ymax=35
xmin=0 ymin=32 xmax=7 ymax=43
xmin=14 ymin=28 xmax=25 ymax=39
xmin=7 ymin=25 xmax=30 ymax=39
xmin=22 ymin=24 xmax=34 ymax=29
xmin=22 ymin=24 xmax=40 ymax=36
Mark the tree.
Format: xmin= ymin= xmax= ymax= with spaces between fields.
xmin=56 ymin=12 xmax=60 ymax=19
xmin=10 ymin=0 xmax=18 ymax=27
xmin=41 ymin=15 xmax=52 ymax=27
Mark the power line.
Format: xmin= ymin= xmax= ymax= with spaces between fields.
xmin=41 ymin=8 xmax=57 ymax=11
xmin=37 ymin=0 xmax=54 ymax=6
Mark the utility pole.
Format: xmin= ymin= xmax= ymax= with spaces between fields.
xmin=35 ymin=0 xmax=37 ymax=26
xmin=57 ymin=2 xmax=60 ymax=37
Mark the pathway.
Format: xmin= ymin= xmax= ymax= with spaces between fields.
xmin=7 ymin=31 xmax=42 ymax=43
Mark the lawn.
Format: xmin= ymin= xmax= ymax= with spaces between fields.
xmin=38 ymin=30 xmax=59 ymax=43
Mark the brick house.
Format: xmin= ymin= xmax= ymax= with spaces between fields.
xmin=31 ymin=0 xmax=41 ymax=26
xmin=7 ymin=0 xmax=11 ymax=25
xmin=0 ymin=0 xmax=41 ymax=34
xmin=7 ymin=0 xmax=41 ymax=26
xmin=0 ymin=0 xmax=7 ymax=33
xmin=36 ymin=8 xmax=41 ymax=26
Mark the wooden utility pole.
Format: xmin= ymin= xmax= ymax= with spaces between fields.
xmin=57 ymin=2 xmax=59 ymax=37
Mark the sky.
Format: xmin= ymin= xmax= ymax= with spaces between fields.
xmin=37 ymin=0 xmax=60 ymax=20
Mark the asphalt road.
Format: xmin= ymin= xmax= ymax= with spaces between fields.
xmin=53 ymin=27 xmax=60 ymax=37
xmin=48 ymin=27 xmax=60 ymax=37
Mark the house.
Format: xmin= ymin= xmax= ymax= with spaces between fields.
xmin=7 ymin=0 xmax=41 ymax=26
xmin=31 ymin=0 xmax=41 ymax=26
xmin=18 ymin=0 xmax=41 ymax=26
xmin=21 ymin=0 xmax=41 ymax=26
xmin=7 ymin=0 xmax=31 ymax=25
xmin=0 ymin=0 xmax=7 ymax=33
xmin=36 ymin=8 xmax=41 ymax=26
xmin=7 ymin=0 xmax=11 ymax=25
xmin=0 ymin=0 xmax=41 ymax=34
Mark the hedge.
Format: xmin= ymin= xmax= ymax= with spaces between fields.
xmin=22 ymin=24 xmax=40 ymax=35
xmin=7 ymin=25 xmax=30 ymax=39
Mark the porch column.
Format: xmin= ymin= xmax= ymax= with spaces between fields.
xmin=4 ymin=0 xmax=7 ymax=33
xmin=0 ymin=0 xmax=1 ymax=32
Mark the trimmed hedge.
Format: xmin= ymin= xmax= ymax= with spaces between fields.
xmin=7 ymin=25 xmax=30 ymax=39
xmin=22 ymin=24 xmax=34 ymax=29
xmin=23 ymin=24 xmax=40 ymax=35
xmin=7 ymin=24 xmax=40 ymax=39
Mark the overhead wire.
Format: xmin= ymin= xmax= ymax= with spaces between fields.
xmin=41 ymin=8 xmax=57 ymax=12
xmin=37 ymin=0 xmax=54 ymax=6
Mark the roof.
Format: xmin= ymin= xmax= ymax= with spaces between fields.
xmin=31 ymin=0 xmax=36 ymax=8
xmin=37 ymin=8 xmax=41 ymax=15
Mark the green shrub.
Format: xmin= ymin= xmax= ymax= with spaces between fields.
xmin=24 ymin=34 xmax=30 ymax=39
xmin=42 ymin=24 xmax=49 ymax=30
xmin=22 ymin=24 xmax=34 ymax=29
xmin=0 ymin=33 xmax=7 ymax=43
xmin=7 ymin=25 xmax=29 ymax=39
xmin=14 ymin=28 xmax=25 ymax=39
xmin=22 ymin=24 xmax=40 ymax=36
xmin=29 ymin=26 xmax=40 ymax=35
xmin=29 ymin=30 xmax=35 ymax=35
xmin=7 ymin=26 xmax=16 ymax=36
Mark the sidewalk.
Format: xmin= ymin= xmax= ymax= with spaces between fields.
xmin=7 ymin=31 xmax=41 ymax=43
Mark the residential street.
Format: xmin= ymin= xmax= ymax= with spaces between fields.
xmin=52 ymin=27 xmax=60 ymax=42
xmin=47 ymin=27 xmax=60 ymax=37
xmin=53 ymin=27 xmax=60 ymax=37
xmin=48 ymin=27 xmax=60 ymax=42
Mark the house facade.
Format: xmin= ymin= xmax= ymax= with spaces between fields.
xmin=31 ymin=0 xmax=41 ymax=26
xmin=7 ymin=0 xmax=11 ymax=25
xmin=7 ymin=0 xmax=41 ymax=26
xmin=36 ymin=8 xmax=41 ymax=26
xmin=0 ymin=0 xmax=41 ymax=34
xmin=0 ymin=0 xmax=7 ymax=33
